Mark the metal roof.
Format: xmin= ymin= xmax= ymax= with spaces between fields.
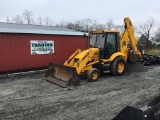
xmin=0 ymin=22 xmax=86 ymax=36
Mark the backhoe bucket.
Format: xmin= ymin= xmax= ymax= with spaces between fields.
xmin=128 ymin=50 xmax=139 ymax=63
xmin=43 ymin=63 xmax=79 ymax=87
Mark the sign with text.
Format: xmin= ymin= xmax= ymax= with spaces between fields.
xmin=30 ymin=40 xmax=54 ymax=54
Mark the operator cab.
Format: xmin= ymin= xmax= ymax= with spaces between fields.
xmin=89 ymin=31 xmax=120 ymax=59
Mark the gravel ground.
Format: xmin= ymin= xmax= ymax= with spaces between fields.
xmin=0 ymin=63 xmax=160 ymax=120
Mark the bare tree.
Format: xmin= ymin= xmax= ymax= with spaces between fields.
xmin=106 ymin=19 xmax=115 ymax=30
xmin=72 ymin=20 xmax=81 ymax=31
xmin=64 ymin=21 xmax=82 ymax=31
xmin=44 ymin=16 xmax=53 ymax=26
xmin=6 ymin=16 xmax=10 ymax=23
xmin=56 ymin=18 xmax=107 ymax=32
xmin=115 ymin=25 xmax=124 ymax=33
xmin=65 ymin=19 xmax=93 ymax=32
xmin=65 ymin=19 xmax=107 ymax=32
xmin=81 ymin=18 xmax=93 ymax=31
xmin=137 ymin=17 xmax=156 ymax=47
xmin=96 ymin=24 xmax=106 ymax=30
xmin=56 ymin=21 xmax=65 ymax=27
xmin=65 ymin=22 xmax=75 ymax=29
xmin=12 ymin=14 xmax=24 ymax=24
xmin=154 ymin=28 xmax=160 ymax=42
xmin=37 ymin=16 xmax=43 ymax=25
xmin=75 ymin=19 xmax=100 ymax=32
xmin=89 ymin=20 xmax=98 ymax=30
xmin=22 ymin=10 xmax=34 ymax=24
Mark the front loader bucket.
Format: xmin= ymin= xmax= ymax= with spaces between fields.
xmin=43 ymin=63 xmax=79 ymax=87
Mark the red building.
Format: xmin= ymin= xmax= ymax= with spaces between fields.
xmin=0 ymin=22 xmax=88 ymax=72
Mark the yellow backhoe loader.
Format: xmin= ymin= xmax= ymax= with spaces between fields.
xmin=44 ymin=17 xmax=141 ymax=87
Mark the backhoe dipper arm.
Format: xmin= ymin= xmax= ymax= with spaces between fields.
xmin=120 ymin=17 xmax=141 ymax=57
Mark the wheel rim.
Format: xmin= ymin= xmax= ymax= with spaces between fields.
xmin=92 ymin=71 xmax=98 ymax=80
xmin=117 ymin=62 xmax=124 ymax=73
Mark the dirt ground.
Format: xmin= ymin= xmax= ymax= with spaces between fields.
xmin=0 ymin=63 xmax=160 ymax=120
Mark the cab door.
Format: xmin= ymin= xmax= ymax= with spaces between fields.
xmin=104 ymin=33 xmax=119 ymax=58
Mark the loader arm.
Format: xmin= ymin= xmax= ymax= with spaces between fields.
xmin=120 ymin=17 xmax=141 ymax=61
xmin=64 ymin=49 xmax=81 ymax=66
xmin=44 ymin=48 xmax=100 ymax=87
xmin=64 ymin=48 xmax=100 ymax=74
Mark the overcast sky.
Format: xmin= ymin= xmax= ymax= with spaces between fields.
xmin=0 ymin=0 xmax=160 ymax=26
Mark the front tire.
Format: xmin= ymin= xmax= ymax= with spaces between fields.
xmin=87 ymin=68 xmax=100 ymax=82
xmin=110 ymin=57 xmax=125 ymax=76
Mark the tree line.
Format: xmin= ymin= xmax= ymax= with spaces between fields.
xmin=6 ymin=10 xmax=53 ymax=26
xmin=6 ymin=10 xmax=120 ymax=31
xmin=6 ymin=10 xmax=160 ymax=49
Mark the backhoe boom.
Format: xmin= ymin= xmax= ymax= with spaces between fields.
xmin=120 ymin=17 xmax=141 ymax=59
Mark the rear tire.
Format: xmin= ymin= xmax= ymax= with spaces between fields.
xmin=110 ymin=57 xmax=125 ymax=76
xmin=87 ymin=68 xmax=100 ymax=82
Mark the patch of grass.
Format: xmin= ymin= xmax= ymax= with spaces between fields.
xmin=145 ymin=49 xmax=160 ymax=55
